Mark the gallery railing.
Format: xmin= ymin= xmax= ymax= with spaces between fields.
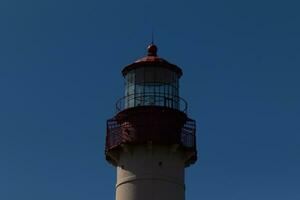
xmin=105 ymin=117 xmax=196 ymax=152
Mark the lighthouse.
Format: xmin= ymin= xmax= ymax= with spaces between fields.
xmin=105 ymin=44 xmax=197 ymax=200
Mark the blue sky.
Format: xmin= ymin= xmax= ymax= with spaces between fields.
xmin=0 ymin=0 xmax=299 ymax=199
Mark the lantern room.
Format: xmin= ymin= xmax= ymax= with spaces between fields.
xmin=117 ymin=44 xmax=186 ymax=112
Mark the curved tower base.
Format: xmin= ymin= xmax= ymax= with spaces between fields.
xmin=115 ymin=145 xmax=185 ymax=200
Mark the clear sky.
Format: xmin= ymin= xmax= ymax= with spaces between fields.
xmin=0 ymin=0 xmax=299 ymax=199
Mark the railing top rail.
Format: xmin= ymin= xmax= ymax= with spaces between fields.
xmin=115 ymin=93 xmax=188 ymax=113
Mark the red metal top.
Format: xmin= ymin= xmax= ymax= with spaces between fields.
xmin=122 ymin=44 xmax=183 ymax=77
xmin=105 ymin=44 xmax=197 ymax=167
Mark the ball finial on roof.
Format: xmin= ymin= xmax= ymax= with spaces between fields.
xmin=147 ymin=44 xmax=158 ymax=56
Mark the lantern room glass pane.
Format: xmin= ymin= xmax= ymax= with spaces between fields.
xmin=124 ymin=67 xmax=180 ymax=110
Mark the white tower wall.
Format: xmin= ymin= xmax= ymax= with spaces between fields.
xmin=115 ymin=145 xmax=185 ymax=200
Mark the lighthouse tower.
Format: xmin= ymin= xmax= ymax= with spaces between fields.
xmin=105 ymin=44 xmax=197 ymax=200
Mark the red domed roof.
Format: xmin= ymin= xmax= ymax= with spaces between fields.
xmin=135 ymin=44 xmax=168 ymax=63
xmin=122 ymin=44 xmax=183 ymax=77
xmin=135 ymin=55 xmax=169 ymax=63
